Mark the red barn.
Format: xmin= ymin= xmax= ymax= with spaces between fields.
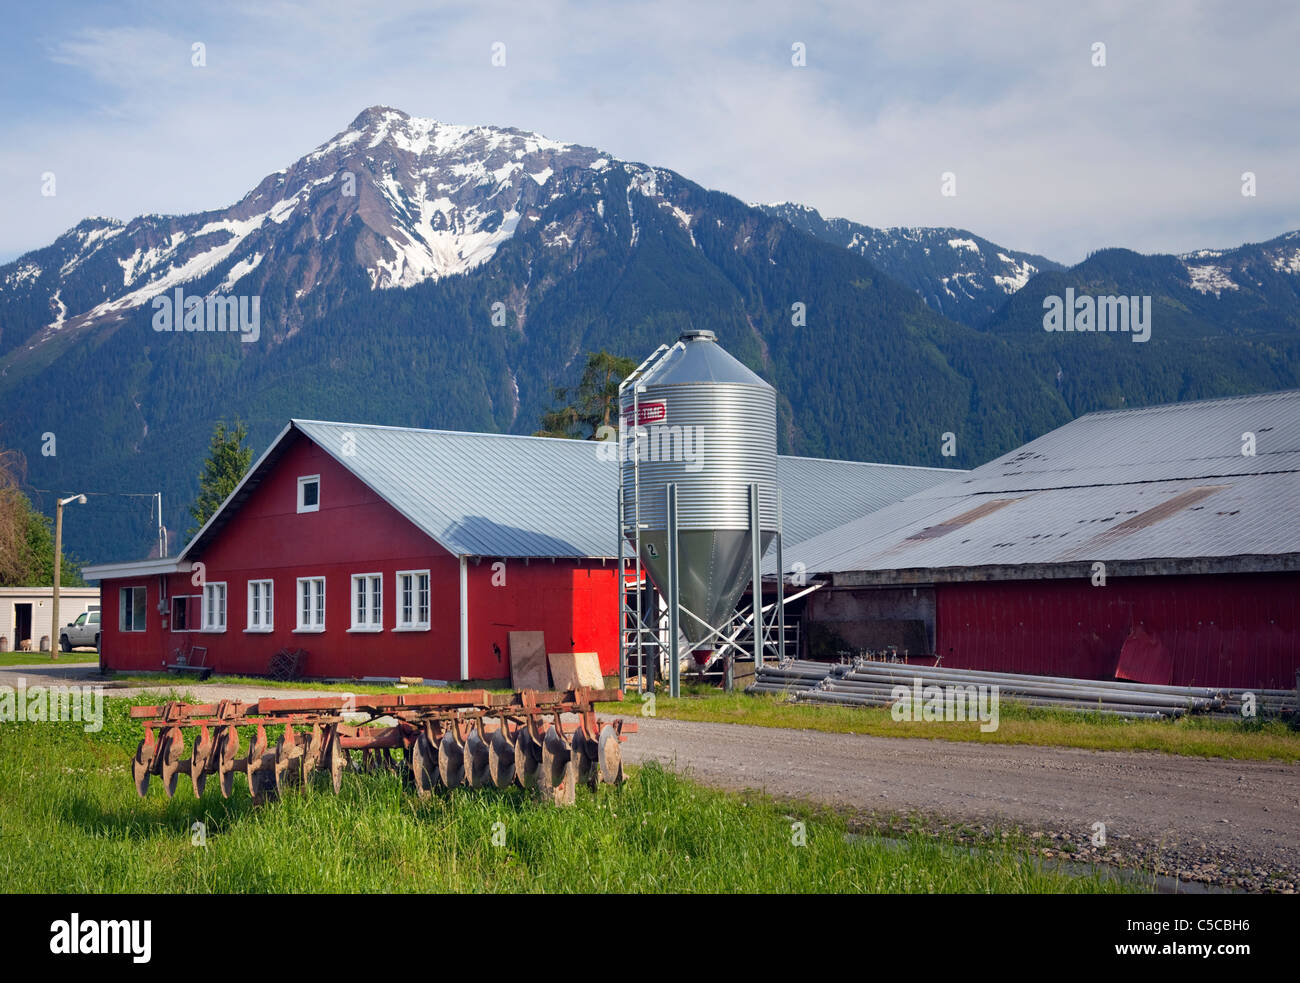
xmin=85 ymin=421 xmax=625 ymax=681
xmin=786 ymin=390 xmax=1300 ymax=690
xmin=85 ymin=419 xmax=957 ymax=682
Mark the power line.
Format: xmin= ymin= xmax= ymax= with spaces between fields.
xmin=27 ymin=488 xmax=160 ymax=498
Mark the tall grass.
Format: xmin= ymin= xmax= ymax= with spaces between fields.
xmin=0 ymin=698 xmax=1135 ymax=893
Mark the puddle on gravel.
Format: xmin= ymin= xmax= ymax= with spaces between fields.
xmin=844 ymin=833 xmax=1239 ymax=894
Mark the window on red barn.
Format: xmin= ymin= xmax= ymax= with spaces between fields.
xmin=396 ymin=570 xmax=430 ymax=629
xmin=171 ymin=594 xmax=199 ymax=631
xmin=297 ymin=577 xmax=325 ymax=631
xmin=119 ymin=586 xmax=147 ymax=632
xmin=351 ymin=573 xmax=382 ymax=631
xmin=297 ymin=475 xmax=320 ymax=513
xmin=248 ymin=580 xmax=273 ymax=632
xmin=202 ymin=582 xmax=227 ymax=632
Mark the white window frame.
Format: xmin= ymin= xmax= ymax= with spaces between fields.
xmin=120 ymin=585 xmax=147 ymax=633
xmin=297 ymin=474 xmax=320 ymax=514
xmin=202 ymin=582 xmax=227 ymax=633
xmin=349 ymin=573 xmax=383 ymax=632
xmin=296 ymin=576 xmax=326 ymax=632
xmin=246 ymin=579 xmax=274 ymax=633
xmin=394 ymin=570 xmax=431 ymax=631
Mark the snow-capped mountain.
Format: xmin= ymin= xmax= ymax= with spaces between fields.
xmin=11 ymin=105 xmax=1291 ymax=359
xmin=759 ymin=202 xmax=1064 ymax=326
xmin=761 ymin=201 xmax=1300 ymax=327
xmin=1 ymin=108 xmax=631 ymax=352
xmin=1177 ymin=232 xmax=1300 ymax=298
xmin=0 ymin=106 xmax=1080 ymax=358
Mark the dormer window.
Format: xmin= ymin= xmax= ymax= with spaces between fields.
xmin=297 ymin=475 xmax=320 ymax=514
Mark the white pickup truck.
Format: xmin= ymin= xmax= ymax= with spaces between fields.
xmin=59 ymin=607 xmax=100 ymax=651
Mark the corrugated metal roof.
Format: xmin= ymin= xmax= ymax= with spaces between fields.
xmin=294 ymin=420 xmax=617 ymax=558
xmin=288 ymin=420 xmax=960 ymax=559
xmin=785 ymin=389 xmax=1300 ymax=578
xmin=776 ymin=456 xmax=962 ymax=547
xmin=927 ymin=388 xmax=1300 ymax=497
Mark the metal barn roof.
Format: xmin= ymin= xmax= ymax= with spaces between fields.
xmin=171 ymin=419 xmax=961 ymax=563
xmin=775 ymin=455 xmax=961 ymax=548
xmin=783 ymin=389 xmax=1300 ymax=583
xmin=293 ymin=420 xmax=618 ymax=559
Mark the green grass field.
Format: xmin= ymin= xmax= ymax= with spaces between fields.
xmin=0 ymin=651 xmax=100 ymax=667
xmin=0 ymin=696 xmax=1137 ymax=893
xmin=635 ymin=688 xmax=1300 ymax=762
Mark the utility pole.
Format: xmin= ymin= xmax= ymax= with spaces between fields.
xmin=51 ymin=493 xmax=87 ymax=661
xmin=156 ymin=491 xmax=167 ymax=558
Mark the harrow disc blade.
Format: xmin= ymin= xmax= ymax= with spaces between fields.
xmin=218 ymin=727 xmax=240 ymax=799
xmin=246 ymin=726 xmax=271 ymax=804
xmin=326 ymin=729 xmax=347 ymax=795
xmin=190 ymin=738 xmax=212 ymax=798
xmin=302 ymin=725 xmax=325 ymax=780
xmin=541 ymin=727 xmax=576 ymax=806
xmin=487 ymin=727 xmax=515 ymax=788
xmin=438 ymin=732 xmax=465 ymax=788
xmin=541 ymin=726 xmax=572 ymax=788
xmin=513 ymin=730 xmax=540 ymax=789
xmin=131 ymin=741 xmax=153 ymax=797
xmin=552 ymin=767 xmax=576 ymax=806
xmin=274 ymin=737 xmax=302 ymax=796
xmin=412 ymin=732 xmax=438 ymax=798
xmin=161 ymin=730 xmax=185 ymax=798
xmin=463 ymin=730 xmax=490 ymax=788
xmin=249 ymin=728 xmax=268 ymax=769
xmin=248 ymin=751 xmax=276 ymax=805
xmin=571 ymin=729 xmax=596 ymax=790
xmin=598 ymin=725 xmax=623 ymax=785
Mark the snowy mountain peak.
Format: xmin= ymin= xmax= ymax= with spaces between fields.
xmin=278 ymin=108 xmax=601 ymax=288
xmin=1 ymin=108 xmax=616 ymax=346
xmin=759 ymin=202 xmax=1066 ymax=326
xmin=1176 ymin=235 xmax=1300 ymax=294
xmin=349 ymin=104 xmax=407 ymax=129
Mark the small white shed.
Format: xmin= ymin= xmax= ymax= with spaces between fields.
xmin=0 ymin=587 xmax=101 ymax=651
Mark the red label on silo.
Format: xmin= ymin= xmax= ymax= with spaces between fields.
xmin=624 ymin=401 xmax=667 ymax=426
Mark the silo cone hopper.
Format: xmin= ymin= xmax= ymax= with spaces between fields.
xmin=635 ymin=527 xmax=775 ymax=646
xmin=619 ymin=330 xmax=783 ymax=693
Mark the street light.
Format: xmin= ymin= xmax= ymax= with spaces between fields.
xmin=51 ymin=494 xmax=87 ymax=661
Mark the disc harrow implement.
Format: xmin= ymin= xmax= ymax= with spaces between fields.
xmin=129 ymin=688 xmax=635 ymax=806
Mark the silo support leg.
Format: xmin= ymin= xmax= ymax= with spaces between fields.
xmin=667 ymin=483 xmax=680 ymax=699
xmin=750 ymin=483 xmax=763 ymax=669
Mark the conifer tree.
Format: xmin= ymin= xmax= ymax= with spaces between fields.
xmin=188 ymin=422 xmax=253 ymax=536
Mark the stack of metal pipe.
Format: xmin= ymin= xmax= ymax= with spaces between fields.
xmin=745 ymin=658 xmax=1298 ymax=719
xmin=746 ymin=659 xmax=850 ymax=695
xmin=1217 ymin=687 xmax=1298 ymax=718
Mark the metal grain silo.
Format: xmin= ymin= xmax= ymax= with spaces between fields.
xmin=619 ymin=330 xmax=782 ymax=695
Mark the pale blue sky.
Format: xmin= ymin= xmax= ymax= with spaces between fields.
xmin=2 ymin=0 xmax=1297 ymax=266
